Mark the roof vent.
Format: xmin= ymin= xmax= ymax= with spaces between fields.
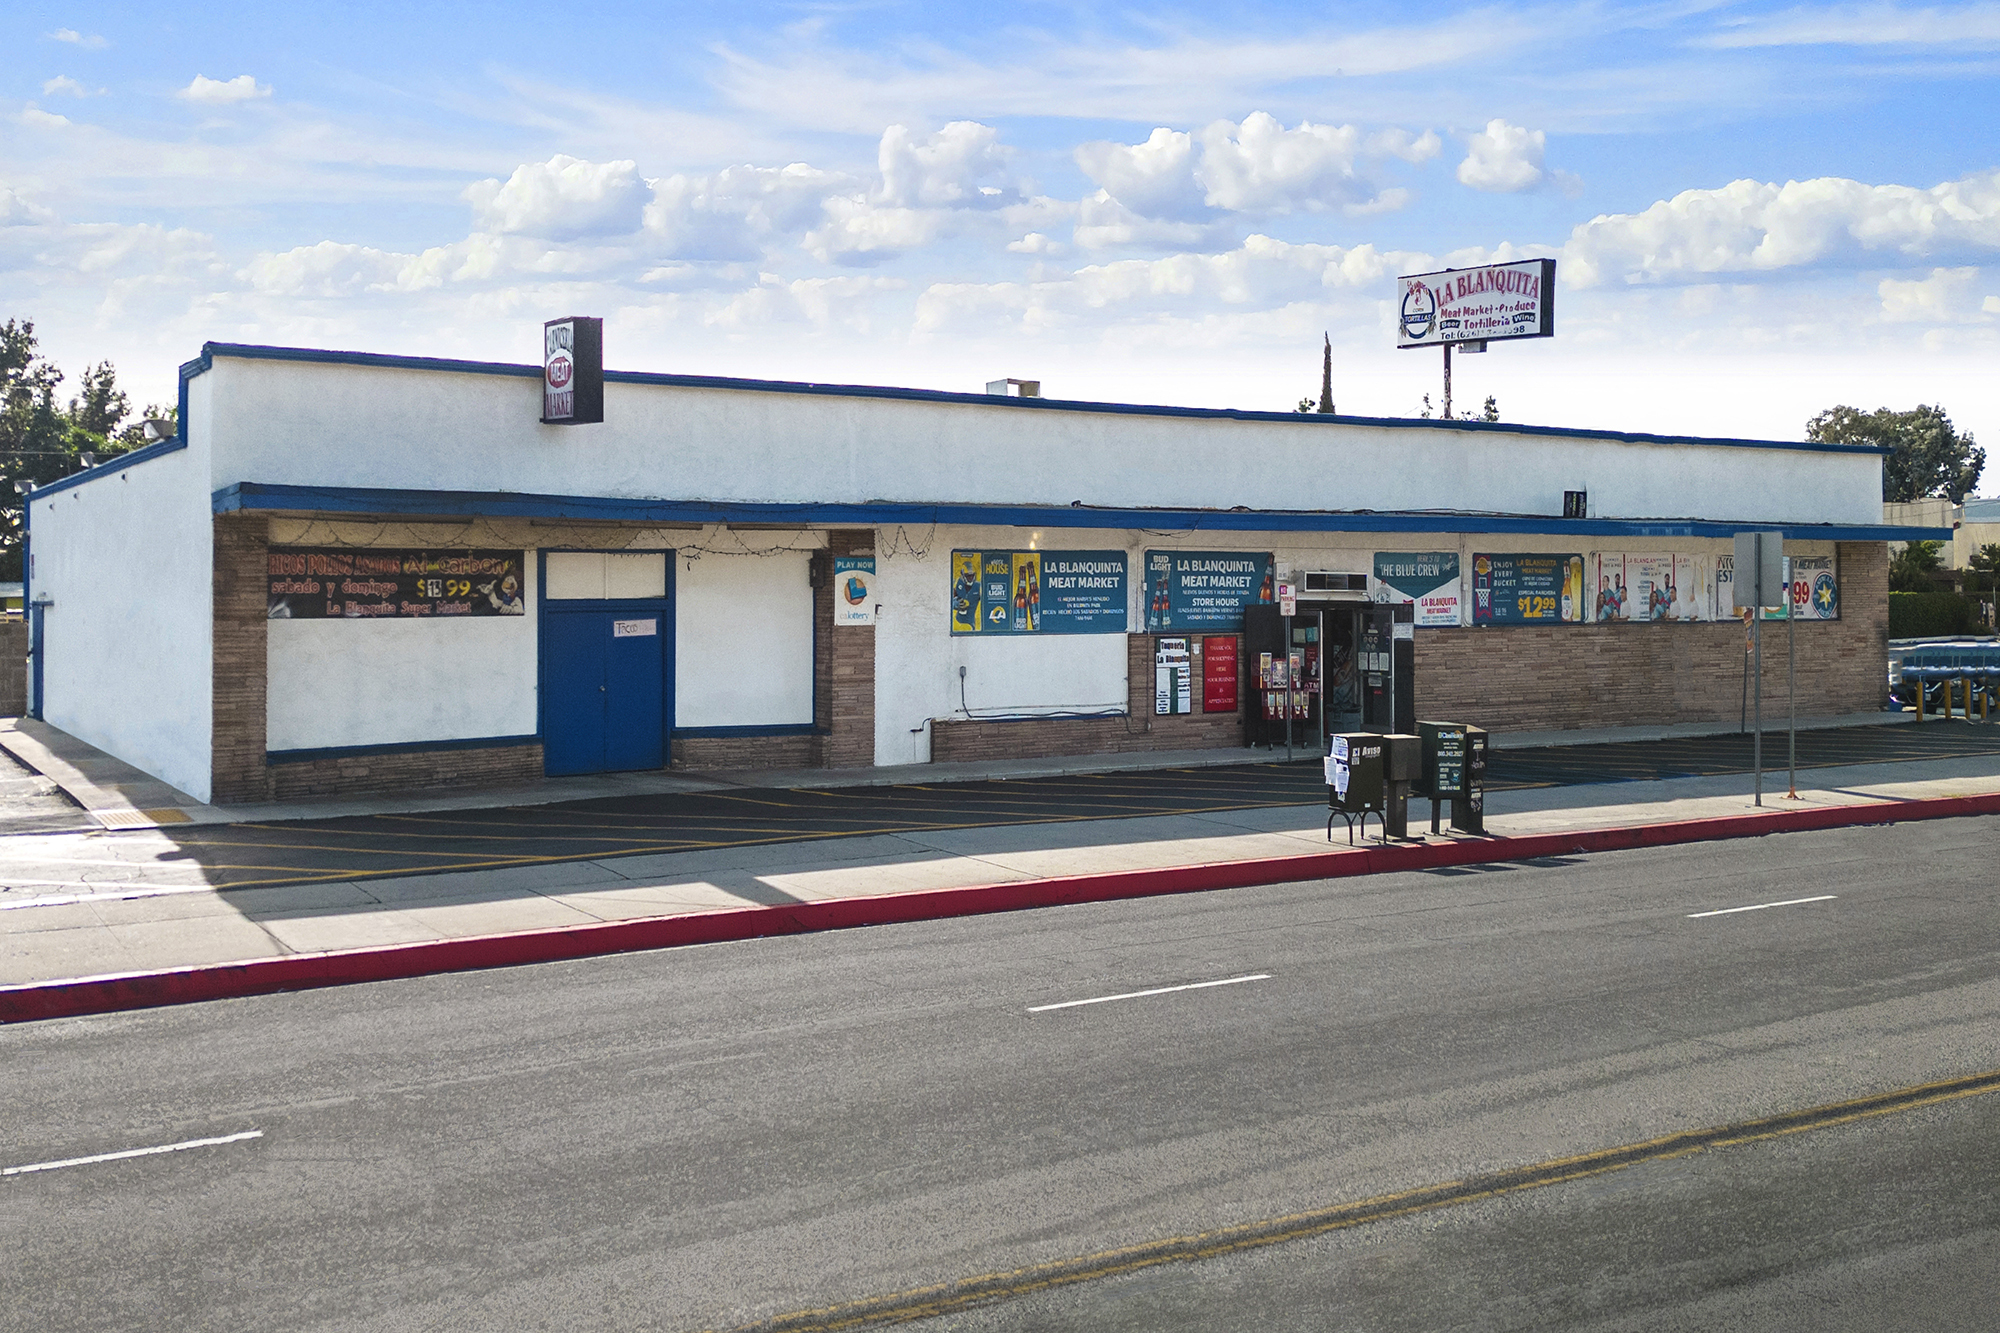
xmin=985 ymin=378 xmax=1040 ymax=398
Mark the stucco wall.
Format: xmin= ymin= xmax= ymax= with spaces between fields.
xmin=266 ymin=568 xmax=539 ymax=752
xmin=30 ymin=419 xmax=214 ymax=801
xmin=674 ymin=550 xmax=815 ymax=728
xmin=198 ymin=355 xmax=1885 ymax=528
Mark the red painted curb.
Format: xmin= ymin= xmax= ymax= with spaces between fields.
xmin=5 ymin=790 xmax=1998 ymax=1025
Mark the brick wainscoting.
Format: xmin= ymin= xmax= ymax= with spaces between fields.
xmin=271 ymin=744 xmax=545 ymax=799
xmin=671 ymin=733 xmax=819 ymax=771
xmin=212 ymin=513 xmax=274 ymax=803
xmin=931 ymin=634 xmax=1249 ymax=763
xmin=1417 ymin=542 xmax=1889 ymax=733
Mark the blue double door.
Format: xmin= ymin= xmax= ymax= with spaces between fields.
xmin=541 ymin=607 xmax=670 ymax=776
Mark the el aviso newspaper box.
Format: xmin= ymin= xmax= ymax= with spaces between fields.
xmin=1325 ymin=733 xmax=1385 ymax=844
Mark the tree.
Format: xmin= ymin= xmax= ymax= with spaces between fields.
xmin=1889 ymin=540 xmax=1945 ymax=592
xmin=1 ymin=320 xmax=153 ymax=581
xmin=1806 ymin=404 xmax=1984 ymax=503
xmin=1967 ymin=542 xmax=2000 ymax=595
xmin=1480 ymin=394 xmax=1499 ymax=422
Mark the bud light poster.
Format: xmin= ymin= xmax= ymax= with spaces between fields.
xmin=949 ymin=550 xmax=1128 ymax=634
xmin=1471 ymin=553 xmax=1585 ymax=624
xmin=1143 ymin=550 xmax=1275 ymax=630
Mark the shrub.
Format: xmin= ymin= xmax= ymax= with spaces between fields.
xmin=1889 ymin=591 xmax=1974 ymax=637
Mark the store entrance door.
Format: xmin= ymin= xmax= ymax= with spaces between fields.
xmin=541 ymin=608 xmax=669 ymax=776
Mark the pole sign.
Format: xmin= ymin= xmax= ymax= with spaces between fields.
xmin=542 ymin=316 xmax=604 ymax=424
xmin=1396 ymin=259 xmax=1555 ymax=349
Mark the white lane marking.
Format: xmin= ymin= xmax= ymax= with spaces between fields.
xmin=3 ymin=1130 xmax=263 ymax=1176
xmin=1688 ymin=895 xmax=1837 ymax=919
xmin=1030 ymin=973 xmax=1271 ymax=1012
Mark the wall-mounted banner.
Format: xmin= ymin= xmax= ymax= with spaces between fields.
xmin=1786 ymin=555 xmax=1840 ymax=621
xmin=1372 ymin=552 xmax=1462 ymax=627
xmin=1589 ymin=553 xmax=1715 ymax=622
xmin=949 ymin=550 xmax=1128 ymax=635
xmin=1144 ymin=550 xmax=1275 ymax=630
xmin=267 ymin=549 xmax=526 ymax=620
xmin=1471 ymin=553 xmax=1586 ymax=624
xmin=1396 ymin=259 xmax=1556 ymax=349
xmin=834 ymin=556 xmax=875 ymax=626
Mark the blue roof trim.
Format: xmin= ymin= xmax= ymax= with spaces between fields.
xmin=25 ymin=352 xmax=207 ymax=503
xmin=212 ymin=482 xmax=1950 ymax=543
xmin=26 ymin=435 xmax=189 ymax=502
xmin=187 ymin=341 xmax=1888 ymax=457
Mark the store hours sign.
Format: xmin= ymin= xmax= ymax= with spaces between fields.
xmin=268 ymin=549 xmax=527 ymax=619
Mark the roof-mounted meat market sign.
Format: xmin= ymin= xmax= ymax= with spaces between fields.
xmin=542 ymin=316 xmax=604 ymax=424
xmin=1396 ymin=259 xmax=1555 ymax=349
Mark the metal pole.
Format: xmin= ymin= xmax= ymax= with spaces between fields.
xmin=1442 ymin=343 xmax=1453 ymax=420
xmin=1753 ymin=555 xmax=1764 ymax=807
xmin=1283 ymin=614 xmax=1294 ymax=762
xmin=1787 ymin=557 xmax=1798 ymax=799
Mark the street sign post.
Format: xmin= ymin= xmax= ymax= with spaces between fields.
xmin=1732 ymin=531 xmax=1785 ymax=806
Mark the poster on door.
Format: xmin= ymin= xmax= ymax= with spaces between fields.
xmin=1588 ymin=553 xmax=1714 ymax=622
xmin=949 ymin=550 xmax=1127 ymax=634
xmin=1372 ymin=552 xmax=1461 ymax=626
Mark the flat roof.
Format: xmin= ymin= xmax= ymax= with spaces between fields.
xmin=212 ymin=482 xmax=1952 ymax=544
xmin=180 ymin=340 xmax=1891 ymax=458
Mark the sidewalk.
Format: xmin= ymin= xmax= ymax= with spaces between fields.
xmin=4 ymin=742 xmax=1997 ymax=1004
xmin=0 ymin=710 xmax=1913 ymax=831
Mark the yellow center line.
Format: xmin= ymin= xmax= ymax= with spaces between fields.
xmin=712 ymin=1066 xmax=2000 ymax=1333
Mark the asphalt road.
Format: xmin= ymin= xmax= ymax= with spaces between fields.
xmin=4 ymin=815 xmax=1998 ymax=1331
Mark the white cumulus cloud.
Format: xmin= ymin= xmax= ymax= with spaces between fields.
xmin=1077 ymin=113 xmax=1428 ymax=228
xmin=464 ymin=155 xmax=648 ymax=240
xmin=1457 ymin=119 xmax=1545 ymax=192
xmin=1878 ymin=266 xmax=1989 ymax=322
xmin=875 ymin=122 xmax=1020 ymax=208
xmin=1563 ymin=170 xmax=2000 ymax=286
xmin=49 ymin=28 xmax=109 ymax=48
xmin=42 ymin=75 xmax=94 ymax=97
xmin=179 ymin=74 xmax=272 ymax=104
xmin=1075 ymin=128 xmax=1204 ymax=221
xmin=643 ymin=162 xmax=854 ymax=262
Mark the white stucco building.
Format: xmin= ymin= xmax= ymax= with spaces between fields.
xmin=23 ymin=341 xmax=1944 ymax=805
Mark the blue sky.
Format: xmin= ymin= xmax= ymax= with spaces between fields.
xmin=7 ymin=1 xmax=1999 ymax=476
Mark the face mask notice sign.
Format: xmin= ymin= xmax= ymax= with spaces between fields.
xmin=543 ymin=316 xmax=604 ymax=424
